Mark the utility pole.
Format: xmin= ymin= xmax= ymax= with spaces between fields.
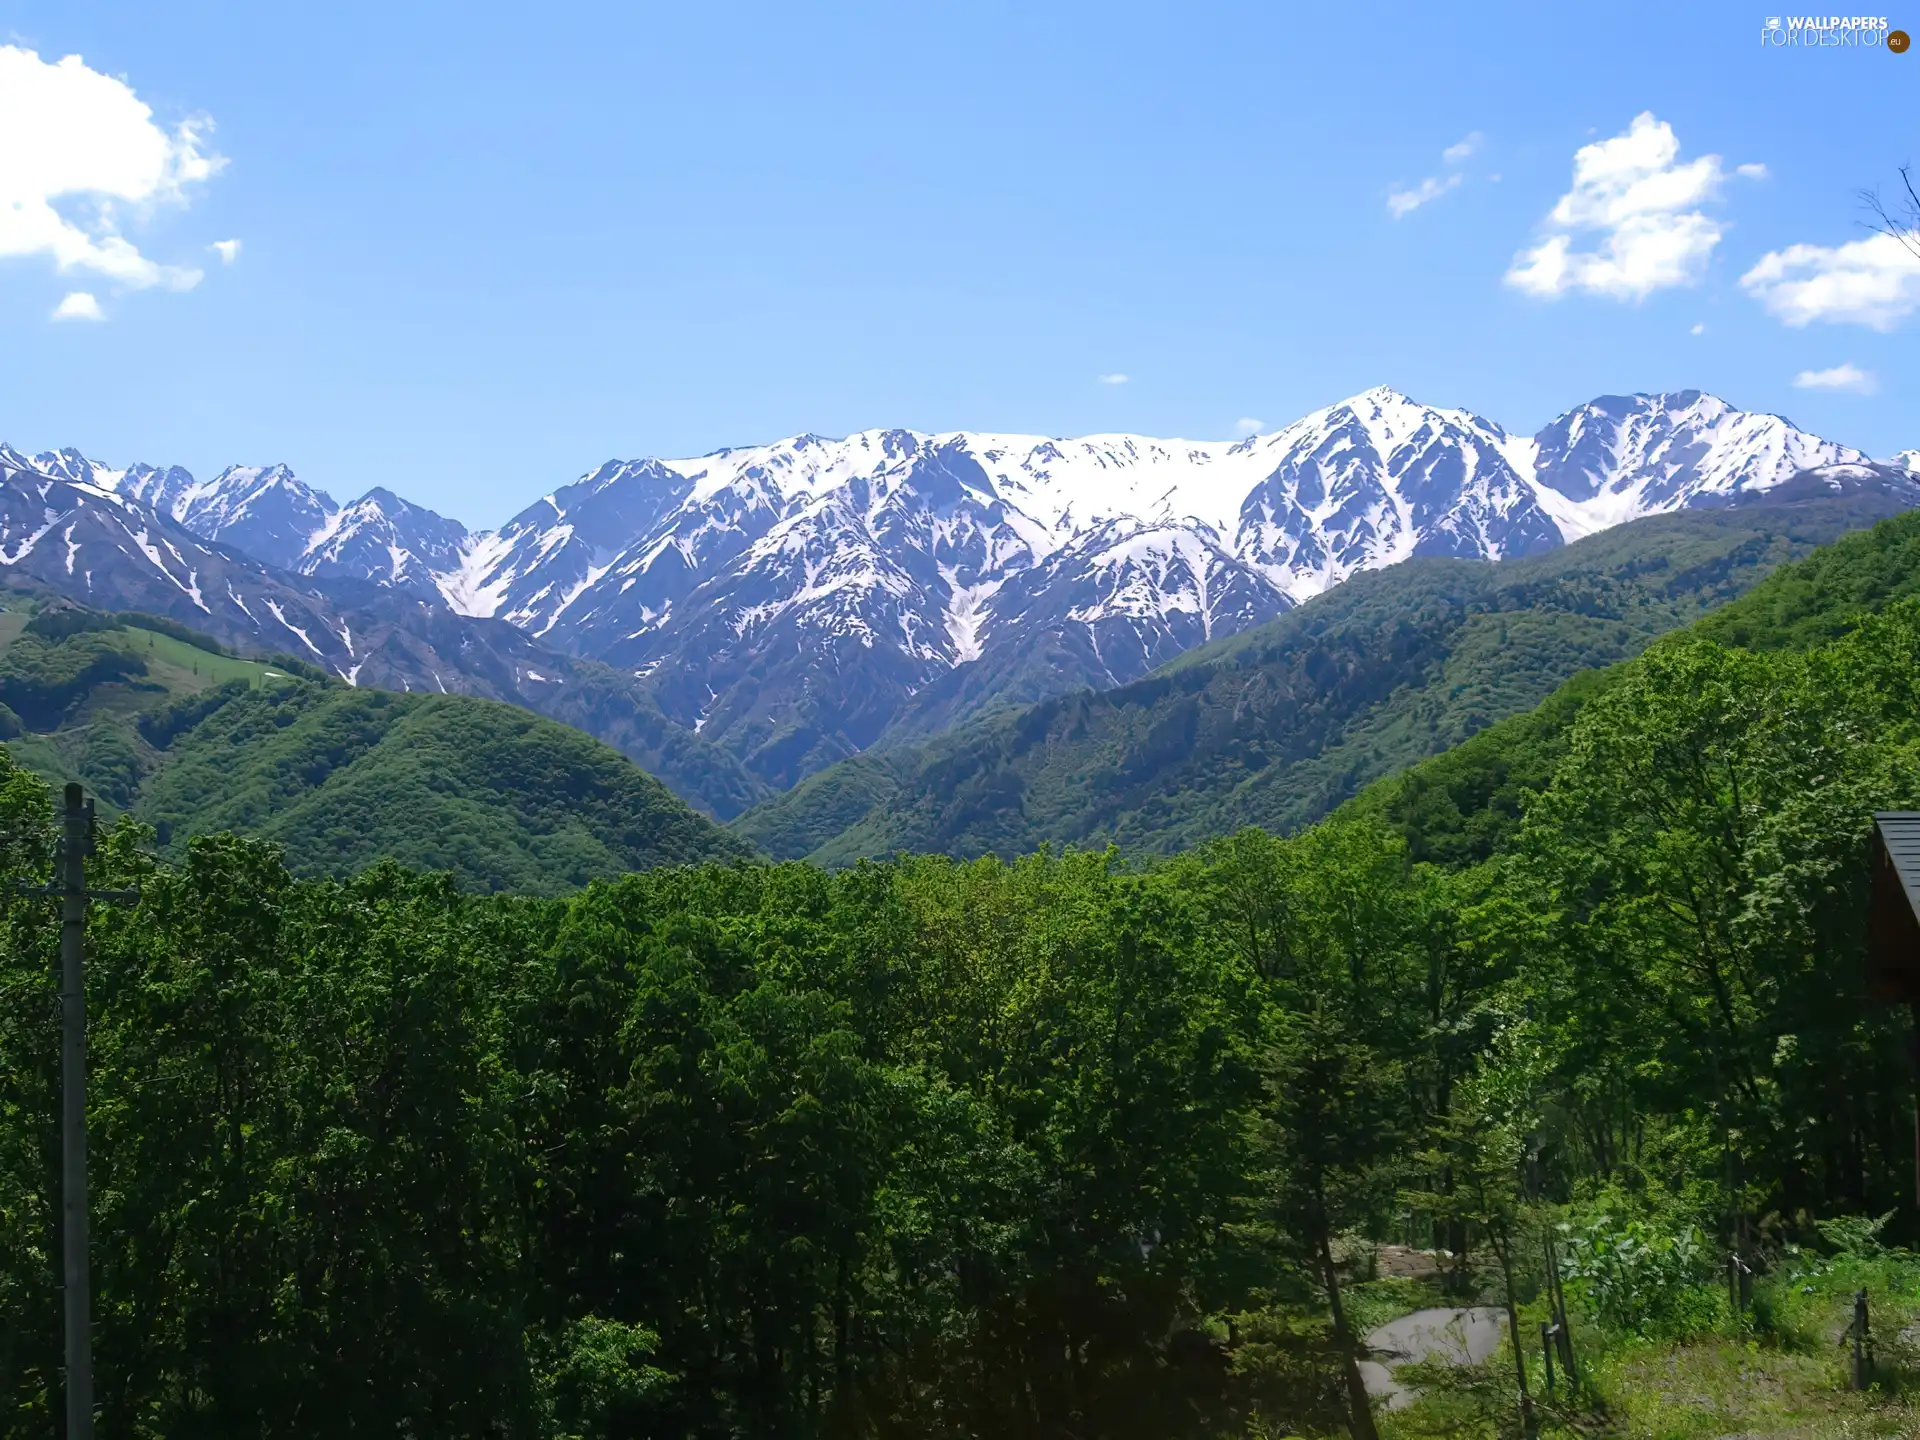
xmin=16 ymin=784 xmax=138 ymax=1440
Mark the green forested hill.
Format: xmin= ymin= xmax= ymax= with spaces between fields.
xmin=734 ymin=496 xmax=1902 ymax=864
xmin=0 ymin=605 xmax=751 ymax=892
xmin=1343 ymin=503 xmax=1920 ymax=868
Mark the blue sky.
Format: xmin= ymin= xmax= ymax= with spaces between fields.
xmin=0 ymin=0 xmax=1915 ymax=525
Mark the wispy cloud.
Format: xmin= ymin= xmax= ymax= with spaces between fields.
xmin=210 ymin=238 xmax=241 ymax=265
xmin=1690 ymin=322 xmax=1706 ymax=335
xmin=51 ymin=291 xmax=102 ymax=321
xmin=0 ymin=45 xmax=225 ymax=298
xmin=1736 ymin=162 xmax=1769 ymax=180
xmin=1387 ymin=173 xmax=1463 ymax=219
xmin=1387 ymin=131 xmax=1482 ymax=219
xmin=1792 ymin=361 xmax=1877 ymax=394
xmin=1098 ymin=373 xmax=1129 ymax=385
xmin=1234 ymin=417 xmax=1266 ymax=437
xmin=1505 ymin=113 xmax=1763 ymax=302
xmin=1741 ymin=232 xmax=1920 ymax=330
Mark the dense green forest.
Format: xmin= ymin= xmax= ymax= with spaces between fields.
xmin=5 ymin=508 xmax=1920 ymax=1435
xmin=1346 ymin=505 xmax=1920 ymax=868
xmin=735 ymin=496 xmax=1895 ymax=865
xmin=0 ymin=607 xmax=748 ymax=893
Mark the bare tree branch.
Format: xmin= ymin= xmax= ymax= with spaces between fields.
xmin=1861 ymin=164 xmax=1920 ymax=260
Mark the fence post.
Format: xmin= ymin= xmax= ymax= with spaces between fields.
xmin=1851 ymin=1289 xmax=1870 ymax=1391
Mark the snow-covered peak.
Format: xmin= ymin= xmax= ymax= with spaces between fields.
xmin=1532 ymin=390 xmax=1867 ymax=537
xmin=32 ymin=447 xmax=125 ymax=491
xmin=1887 ymin=448 xmax=1920 ymax=473
xmin=107 ymin=460 xmax=342 ymax=571
xmin=300 ymin=486 xmax=469 ymax=592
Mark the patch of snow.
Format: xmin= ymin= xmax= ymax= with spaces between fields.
xmin=262 ymin=599 xmax=324 ymax=658
xmin=938 ymin=564 xmax=1002 ymax=663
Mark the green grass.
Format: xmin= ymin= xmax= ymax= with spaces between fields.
xmin=112 ymin=625 xmax=290 ymax=690
xmin=0 ymin=611 xmax=28 ymax=657
xmin=1361 ymin=1251 xmax=1920 ymax=1439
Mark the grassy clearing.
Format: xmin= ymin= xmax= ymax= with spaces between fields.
xmin=1367 ymin=1244 xmax=1920 ymax=1440
xmin=113 ymin=626 xmax=287 ymax=689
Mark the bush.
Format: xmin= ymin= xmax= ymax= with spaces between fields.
xmin=1561 ymin=1214 xmax=1724 ymax=1339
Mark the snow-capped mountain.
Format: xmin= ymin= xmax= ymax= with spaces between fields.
xmin=0 ymin=448 xmax=767 ymax=816
xmin=3 ymin=386 xmax=1894 ymax=791
xmin=107 ymin=460 xmax=473 ymax=596
xmin=1529 ymin=390 xmax=1866 ymax=536
xmin=0 ymin=443 xmax=358 ymax=666
xmin=413 ymin=385 xmax=1866 ymax=781
xmin=1887 ymin=448 xmax=1920 ymax=473
xmin=116 ymin=461 xmax=338 ymax=571
xmin=301 ymin=487 xmax=471 ymax=593
xmin=1230 ymin=388 xmax=1562 ymax=595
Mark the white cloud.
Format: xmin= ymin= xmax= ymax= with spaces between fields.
xmin=1387 ymin=172 xmax=1463 ymax=219
xmin=1098 ymin=372 xmax=1129 ymax=385
xmin=0 ymin=45 xmax=224 ymax=295
xmin=1234 ymin=417 xmax=1266 ymax=437
xmin=51 ymin=291 xmax=102 ymax=321
xmin=1740 ymin=231 xmax=1920 ymax=330
xmin=1792 ymin=361 xmax=1878 ymax=394
xmin=210 ymin=238 xmax=241 ymax=264
xmin=1387 ymin=132 xmax=1482 ymax=219
xmin=1736 ymin=162 xmax=1769 ymax=180
xmin=1505 ymin=113 xmax=1763 ymax=302
xmin=1690 ymin=322 xmax=1706 ymax=335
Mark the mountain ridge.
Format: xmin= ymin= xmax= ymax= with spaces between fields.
xmin=4 ymin=387 xmax=1909 ymax=795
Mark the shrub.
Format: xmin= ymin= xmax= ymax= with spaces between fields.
xmin=1561 ymin=1214 xmax=1722 ymax=1338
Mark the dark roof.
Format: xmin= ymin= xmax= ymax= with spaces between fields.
xmin=1869 ymin=814 xmax=1920 ymax=1003
xmin=1876 ymin=812 xmax=1920 ymax=917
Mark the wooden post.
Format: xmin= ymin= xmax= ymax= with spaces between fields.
xmin=12 ymin=786 xmax=140 ymax=1440
xmin=1543 ymin=1224 xmax=1577 ymax=1388
xmin=57 ymin=785 xmax=92 ymax=1440
xmin=1911 ymin=1003 xmax=1920 ymax=1207
xmin=1851 ymin=1289 xmax=1870 ymax=1391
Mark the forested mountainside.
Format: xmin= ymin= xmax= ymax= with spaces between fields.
xmin=6 ymin=495 xmax=1920 ymax=1434
xmin=0 ymin=604 xmax=749 ymax=893
xmin=733 ymin=490 xmax=1903 ymax=863
xmin=1346 ymin=499 xmax=1920 ymax=867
